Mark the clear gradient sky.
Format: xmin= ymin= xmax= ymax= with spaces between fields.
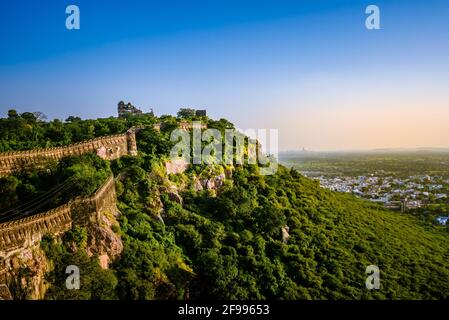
xmin=1 ymin=0 xmax=448 ymax=151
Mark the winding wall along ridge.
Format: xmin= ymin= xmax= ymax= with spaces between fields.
xmin=0 ymin=175 xmax=117 ymax=258
xmin=0 ymin=130 xmax=138 ymax=176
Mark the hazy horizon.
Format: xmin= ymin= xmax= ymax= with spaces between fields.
xmin=1 ymin=0 xmax=448 ymax=151
xmin=279 ymin=146 xmax=449 ymax=153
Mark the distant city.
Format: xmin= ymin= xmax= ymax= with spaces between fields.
xmin=315 ymin=174 xmax=447 ymax=212
xmin=280 ymin=151 xmax=449 ymax=226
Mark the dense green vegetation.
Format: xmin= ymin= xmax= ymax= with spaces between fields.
xmin=112 ymin=155 xmax=449 ymax=299
xmin=0 ymin=109 xmax=158 ymax=152
xmin=1 ymin=112 xmax=449 ymax=299
xmin=0 ymin=109 xmax=231 ymax=152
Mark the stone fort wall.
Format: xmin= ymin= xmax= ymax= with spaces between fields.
xmin=0 ymin=129 xmax=138 ymax=176
xmin=0 ymin=122 xmax=210 ymax=177
xmin=0 ymin=175 xmax=117 ymax=260
xmin=0 ymin=122 xmax=208 ymax=253
xmin=0 ymin=125 xmax=141 ymax=299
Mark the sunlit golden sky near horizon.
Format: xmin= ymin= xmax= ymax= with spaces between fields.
xmin=236 ymin=71 xmax=449 ymax=151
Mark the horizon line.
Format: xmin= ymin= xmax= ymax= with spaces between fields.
xmin=279 ymin=147 xmax=449 ymax=153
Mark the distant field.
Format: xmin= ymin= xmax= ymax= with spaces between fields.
xmin=279 ymin=151 xmax=449 ymax=178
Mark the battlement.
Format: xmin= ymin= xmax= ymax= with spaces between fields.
xmin=0 ymin=176 xmax=117 ymax=259
xmin=0 ymin=130 xmax=138 ymax=176
xmin=0 ymin=122 xmax=207 ymax=177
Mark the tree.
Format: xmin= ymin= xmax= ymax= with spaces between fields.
xmin=7 ymin=109 xmax=19 ymax=119
xmin=33 ymin=111 xmax=47 ymax=122
xmin=208 ymin=118 xmax=234 ymax=131
xmin=20 ymin=112 xmax=37 ymax=122
xmin=177 ymin=108 xmax=196 ymax=119
xmin=66 ymin=116 xmax=81 ymax=122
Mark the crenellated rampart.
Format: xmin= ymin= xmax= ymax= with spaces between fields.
xmin=0 ymin=124 xmax=139 ymax=299
xmin=0 ymin=175 xmax=117 ymax=259
xmin=0 ymin=129 xmax=138 ymax=176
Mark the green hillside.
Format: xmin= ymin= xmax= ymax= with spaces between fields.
xmin=111 ymin=151 xmax=449 ymax=299
xmin=1 ymin=111 xmax=448 ymax=299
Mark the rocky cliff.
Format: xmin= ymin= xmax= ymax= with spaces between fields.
xmin=0 ymin=176 xmax=122 ymax=299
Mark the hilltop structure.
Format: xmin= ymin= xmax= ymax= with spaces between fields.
xmin=117 ymin=101 xmax=154 ymax=118
xmin=177 ymin=108 xmax=207 ymax=118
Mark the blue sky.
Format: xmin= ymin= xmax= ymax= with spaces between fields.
xmin=1 ymin=0 xmax=448 ymax=150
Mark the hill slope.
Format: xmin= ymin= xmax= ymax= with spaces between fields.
xmin=110 ymin=126 xmax=449 ymax=299
xmin=1 ymin=112 xmax=448 ymax=299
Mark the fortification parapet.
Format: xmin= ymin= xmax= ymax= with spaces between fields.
xmin=0 ymin=175 xmax=117 ymax=259
xmin=0 ymin=131 xmax=138 ymax=176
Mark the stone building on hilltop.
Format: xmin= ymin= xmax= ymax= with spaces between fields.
xmin=118 ymin=101 xmax=154 ymax=118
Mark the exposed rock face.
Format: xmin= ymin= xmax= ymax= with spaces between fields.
xmin=74 ymin=176 xmax=123 ymax=269
xmin=0 ymin=258 xmax=12 ymax=299
xmin=1 ymin=246 xmax=49 ymax=300
xmin=202 ymin=173 xmax=226 ymax=190
xmin=165 ymin=159 xmax=190 ymax=175
xmin=0 ymin=176 xmax=123 ymax=298
xmin=281 ymin=226 xmax=290 ymax=243
xmin=0 ymin=284 xmax=12 ymax=300
xmin=167 ymin=186 xmax=183 ymax=204
xmin=87 ymin=221 xmax=123 ymax=269
xmin=224 ymin=167 xmax=233 ymax=179
xmin=156 ymin=164 xmax=231 ymax=226
xmin=192 ymin=177 xmax=203 ymax=192
xmin=1 ymin=214 xmax=123 ymax=299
